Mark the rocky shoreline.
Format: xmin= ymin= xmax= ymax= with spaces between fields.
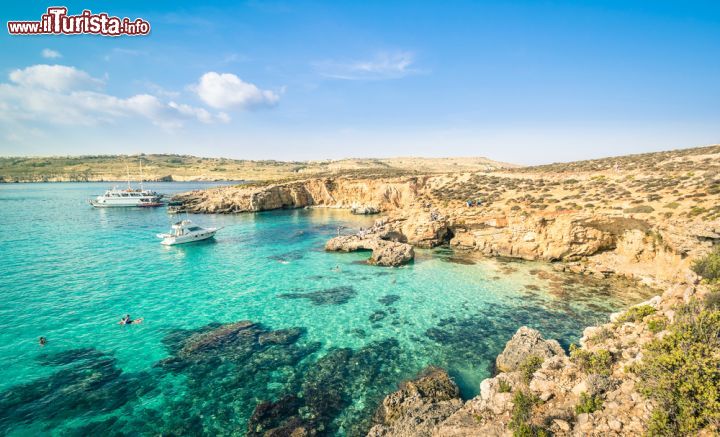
xmin=172 ymin=174 xmax=717 ymax=283
xmin=364 ymin=284 xmax=704 ymax=436
xmin=171 ymin=147 xmax=720 ymax=435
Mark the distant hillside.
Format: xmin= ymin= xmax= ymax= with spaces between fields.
xmin=0 ymin=154 xmax=514 ymax=183
xmin=515 ymin=144 xmax=720 ymax=174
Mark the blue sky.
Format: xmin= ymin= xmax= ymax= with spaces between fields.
xmin=0 ymin=0 xmax=718 ymax=164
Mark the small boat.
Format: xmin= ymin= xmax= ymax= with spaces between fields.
xmin=156 ymin=220 xmax=219 ymax=245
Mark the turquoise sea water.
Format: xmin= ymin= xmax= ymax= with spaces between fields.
xmin=0 ymin=182 xmax=655 ymax=436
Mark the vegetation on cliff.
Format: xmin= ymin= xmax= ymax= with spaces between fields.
xmin=0 ymin=154 xmax=510 ymax=183
xmin=634 ymin=299 xmax=720 ymax=435
xmin=692 ymin=245 xmax=720 ymax=284
xmin=621 ymin=248 xmax=720 ymax=436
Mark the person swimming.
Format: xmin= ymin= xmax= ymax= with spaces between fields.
xmin=119 ymin=314 xmax=143 ymax=325
xmin=39 ymin=337 xmax=47 ymax=346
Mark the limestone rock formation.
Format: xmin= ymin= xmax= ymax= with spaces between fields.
xmin=367 ymin=367 xmax=463 ymax=437
xmin=173 ymin=177 xmax=419 ymax=214
xmin=325 ymin=235 xmax=415 ymax=267
xmin=369 ymin=241 xmax=415 ymax=267
xmin=495 ymin=326 xmax=566 ymax=372
xmin=351 ymin=204 xmax=381 ymax=215
xmin=400 ymin=214 xmax=450 ymax=248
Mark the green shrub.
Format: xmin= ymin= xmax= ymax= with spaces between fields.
xmin=589 ymin=327 xmax=614 ymax=343
xmin=634 ymin=301 xmax=720 ymax=435
xmin=519 ymin=355 xmax=544 ymax=383
xmin=512 ymin=423 xmax=550 ymax=437
xmin=689 ymin=206 xmax=707 ymax=217
xmin=575 ymin=391 xmax=604 ymax=414
xmin=706 ymin=291 xmax=720 ymax=310
xmin=647 ymin=317 xmax=667 ymax=334
xmin=569 ymin=345 xmax=613 ymax=376
xmin=510 ymin=391 xmax=548 ymax=436
xmin=664 ymin=201 xmax=680 ymax=209
xmin=498 ymin=379 xmax=512 ymax=393
xmin=510 ymin=391 xmax=538 ymax=427
xmin=692 ymin=246 xmax=720 ymax=282
xmin=624 ymin=205 xmax=655 ymax=214
xmin=615 ymin=305 xmax=656 ymax=323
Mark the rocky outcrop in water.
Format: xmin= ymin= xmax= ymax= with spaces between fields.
xmin=368 ymin=283 xmax=710 ymax=437
xmin=325 ymin=235 xmax=415 ymax=267
xmin=367 ymin=367 xmax=463 ymax=437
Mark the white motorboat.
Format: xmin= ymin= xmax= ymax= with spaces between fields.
xmin=157 ymin=220 xmax=219 ymax=245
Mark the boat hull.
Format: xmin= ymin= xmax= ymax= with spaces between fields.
xmin=159 ymin=230 xmax=217 ymax=245
xmin=90 ymin=199 xmax=163 ymax=208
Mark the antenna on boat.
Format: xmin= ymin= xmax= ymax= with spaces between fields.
xmin=139 ymin=158 xmax=144 ymax=191
xmin=126 ymin=164 xmax=131 ymax=189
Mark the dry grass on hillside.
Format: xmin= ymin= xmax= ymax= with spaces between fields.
xmin=0 ymin=154 xmax=511 ymax=183
xmin=424 ymin=145 xmax=720 ymax=224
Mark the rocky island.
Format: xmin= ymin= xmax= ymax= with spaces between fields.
xmin=172 ymin=144 xmax=720 ymax=436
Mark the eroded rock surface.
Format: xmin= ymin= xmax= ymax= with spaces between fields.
xmin=368 ymin=280 xmax=708 ymax=437
xmin=367 ymin=367 xmax=463 ymax=437
xmin=325 ymin=235 xmax=414 ymax=267
xmin=495 ymin=326 xmax=565 ymax=372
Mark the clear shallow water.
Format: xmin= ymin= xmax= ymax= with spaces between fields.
xmin=0 ymin=182 xmax=656 ymax=436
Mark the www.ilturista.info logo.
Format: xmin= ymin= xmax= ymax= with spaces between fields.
xmin=7 ymin=7 xmax=151 ymax=36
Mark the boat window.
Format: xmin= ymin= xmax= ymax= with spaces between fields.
xmin=187 ymin=226 xmax=202 ymax=231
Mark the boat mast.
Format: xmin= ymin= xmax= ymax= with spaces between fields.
xmin=139 ymin=159 xmax=144 ymax=191
xmin=126 ymin=164 xmax=131 ymax=189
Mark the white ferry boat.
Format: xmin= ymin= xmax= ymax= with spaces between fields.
xmin=90 ymin=186 xmax=163 ymax=208
xmin=156 ymin=220 xmax=219 ymax=245
xmin=89 ymin=162 xmax=164 ymax=208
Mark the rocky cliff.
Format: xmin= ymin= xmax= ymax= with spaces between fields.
xmin=173 ymin=177 xmax=421 ymax=214
xmin=174 ymin=168 xmax=719 ymax=285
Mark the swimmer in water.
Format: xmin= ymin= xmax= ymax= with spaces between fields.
xmin=119 ymin=314 xmax=144 ymax=325
xmin=39 ymin=337 xmax=47 ymax=346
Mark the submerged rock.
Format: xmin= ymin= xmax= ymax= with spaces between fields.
xmin=279 ymin=286 xmax=357 ymax=305
xmin=379 ymin=294 xmax=401 ymax=306
xmin=367 ymin=367 xmax=463 ymax=437
xmin=369 ymin=310 xmax=388 ymax=323
xmin=248 ymin=338 xmax=404 ymax=436
xmin=258 ymin=327 xmax=305 ymax=346
xmin=0 ymin=348 xmax=152 ymax=434
xmin=495 ymin=326 xmax=565 ymax=372
xmin=176 ymin=320 xmax=257 ymax=357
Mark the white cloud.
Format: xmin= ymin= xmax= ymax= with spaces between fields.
xmin=193 ymin=72 xmax=279 ymax=109
xmin=9 ymin=64 xmax=103 ymax=92
xmin=168 ymin=101 xmax=229 ymax=124
xmin=0 ymin=64 xmax=228 ymax=130
xmin=315 ymin=51 xmax=420 ymax=80
xmin=144 ymin=82 xmax=181 ymax=99
xmin=41 ymin=49 xmax=62 ymax=59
